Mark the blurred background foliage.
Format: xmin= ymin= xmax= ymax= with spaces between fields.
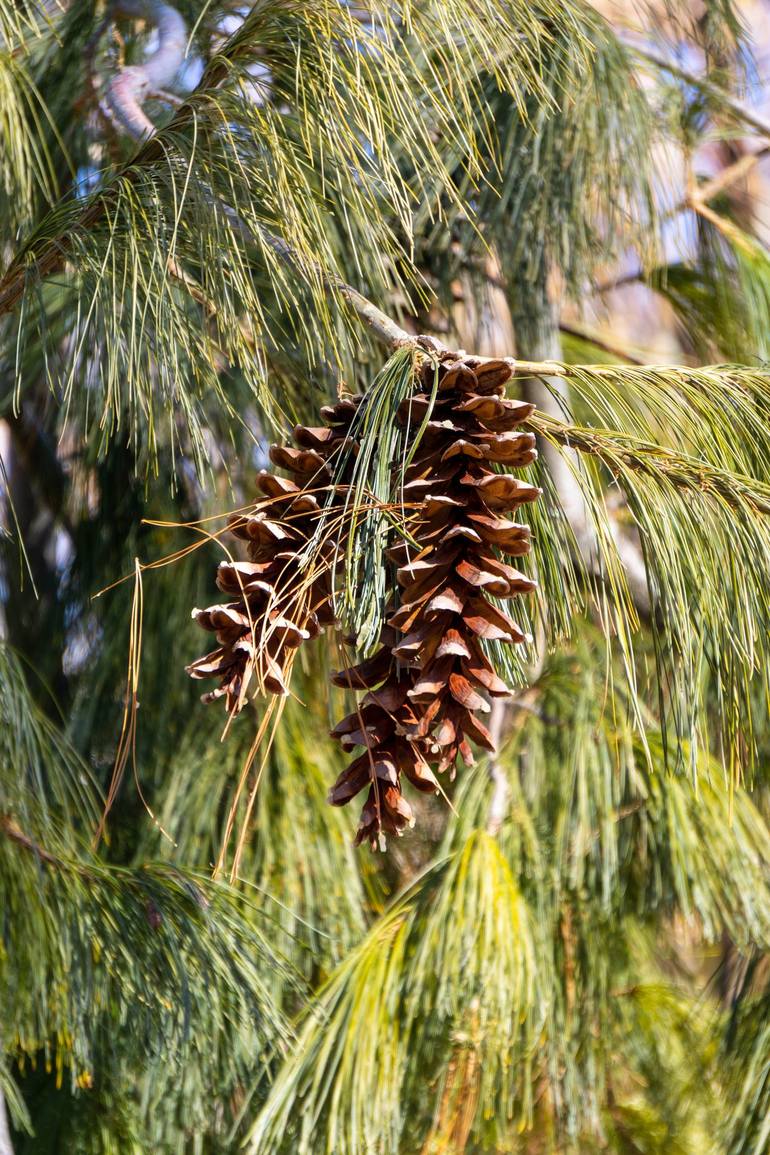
xmin=3 ymin=0 xmax=770 ymax=1152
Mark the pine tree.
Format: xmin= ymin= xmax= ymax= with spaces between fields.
xmin=2 ymin=1 xmax=770 ymax=1152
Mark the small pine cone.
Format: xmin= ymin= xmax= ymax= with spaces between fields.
xmin=327 ymin=352 xmax=540 ymax=848
xmin=186 ymin=398 xmax=363 ymax=714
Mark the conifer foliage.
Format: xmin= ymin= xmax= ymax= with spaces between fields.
xmin=4 ymin=0 xmax=770 ymax=1152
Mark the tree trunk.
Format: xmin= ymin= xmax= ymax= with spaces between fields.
xmin=0 ymin=1087 xmax=14 ymax=1155
xmin=511 ymin=278 xmax=595 ymax=560
xmin=511 ymin=278 xmax=649 ymax=611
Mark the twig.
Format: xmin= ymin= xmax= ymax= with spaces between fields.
xmin=0 ymin=814 xmax=60 ymax=866
xmin=636 ymin=48 xmax=770 ymax=141
xmin=557 ymin=319 xmax=647 ymax=365
xmin=335 ymin=281 xmax=412 ymax=347
xmin=593 ymin=268 xmax=645 ymax=295
xmin=696 ymin=145 xmax=770 ymax=204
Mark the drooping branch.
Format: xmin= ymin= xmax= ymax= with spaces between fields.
xmin=0 ymin=21 xmax=768 ymax=365
xmin=2 ymin=18 xmax=764 ymax=369
xmin=1 ymin=20 xmax=768 ymax=381
xmin=557 ymin=320 xmax=647 ymax=365
xmin=0 ymin=13 xmax=414 ymax=350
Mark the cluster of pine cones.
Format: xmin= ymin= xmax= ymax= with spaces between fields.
xmin=187 ymin=352 xmax=539 ymax=847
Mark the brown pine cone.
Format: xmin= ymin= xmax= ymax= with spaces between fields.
xmin=328 ymin=629 xmax=439 ymax=848
xmin=186 ymin=397 xmax=363 ymax=714
xmin=390 ymin=353 xmax=539 ymax=772
xmin=328 ymin=352 xmax=540 ymax=848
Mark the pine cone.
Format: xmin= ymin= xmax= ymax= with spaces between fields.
xmin=186 ymin=397 xmax=363 ymax=714
xmin=328 ymin=629 xmax=439 ymax=848
xmin=328 ymin=353 xmax=540 ymax=847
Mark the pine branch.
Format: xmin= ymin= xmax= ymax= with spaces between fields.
xmin=99 ymin=8 xmax=418 ymax=355
xmin=696 ymin=145 xmax=770 ymax=204
xmin=0 ymin=2 xmax=545 ymax=352
xmin=0 ymin=5 xmax=240 ymax=319
xmin=1 ymin=11 xmax=766 ymax=434
xmin=528 ymin=411 xmax=770 ymax=516
xmin=636 ymin=47 xmax=770 ymax=141
xmin=0 ymin=813 xmax=60 ymax=866
xmin=103 ymin=2 xmax=187 ymax=139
